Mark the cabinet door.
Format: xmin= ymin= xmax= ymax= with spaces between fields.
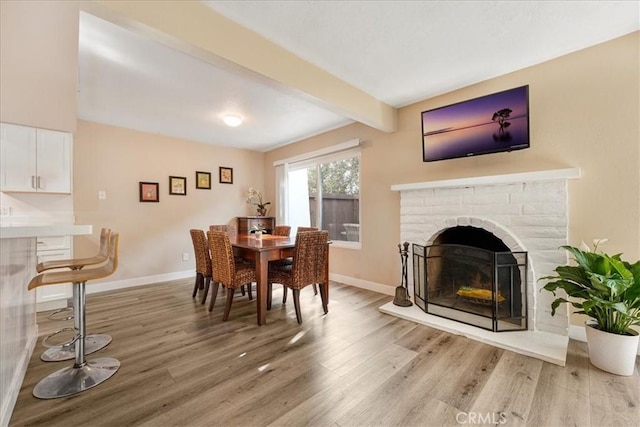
xmin=0 ymin=122 xmax=37 ymax=192
xmin=36 ymin=128 xmax=72 ymax=193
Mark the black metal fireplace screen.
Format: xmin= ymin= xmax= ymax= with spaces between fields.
xmin=413 ymin=244 xmax=528 ymax=332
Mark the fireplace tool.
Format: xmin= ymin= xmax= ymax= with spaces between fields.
xmin=393 ymin=242 xmax=412 ymax=307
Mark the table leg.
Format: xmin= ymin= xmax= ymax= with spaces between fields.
xmin=256 ymin=251 xmax=269 ymax=325
xmin=323 ymin=244 xmax=330 ymax=302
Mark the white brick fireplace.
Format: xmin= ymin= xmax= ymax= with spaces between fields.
xmin=381 ymin=168 xmax=580 ymax=365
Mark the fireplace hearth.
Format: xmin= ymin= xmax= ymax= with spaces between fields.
xmin=413 ymin=226 xmax=528 ymax=332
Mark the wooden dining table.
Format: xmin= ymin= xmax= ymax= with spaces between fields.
xmin=231 ymin=233 xmax=330 ymax=325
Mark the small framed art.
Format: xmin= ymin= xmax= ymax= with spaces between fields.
xmin=169 ymin=176 xmax=187 ymax=195
xmin=219 ymin=167 xmax=233 ymax=184
xmin=139 ymin=182 xmax=159 ymax=202
xmin=196 ymin=171 xmax=211 ymax=189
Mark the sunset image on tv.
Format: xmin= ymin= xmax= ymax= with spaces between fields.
xmin=422 ymin=86 xmax=529 ymax=162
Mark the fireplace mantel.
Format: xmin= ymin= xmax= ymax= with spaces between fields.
xmin=391 ymin=168 xmax=580 ymax=192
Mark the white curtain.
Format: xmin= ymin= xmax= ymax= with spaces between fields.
xmin=274 ymin=163 xmax=288 ymax=225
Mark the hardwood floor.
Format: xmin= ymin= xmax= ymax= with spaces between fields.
xmin=9 ymin=279 xmax=640 ymax=426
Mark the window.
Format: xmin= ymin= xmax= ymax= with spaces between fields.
xmin=274 ymin=140 xmax=361 ymax=247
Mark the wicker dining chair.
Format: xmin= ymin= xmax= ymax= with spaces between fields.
xmin=270 ymin=226 xmax=319 ymax=306
xmin=209 ymin=223 xmax=253 ymax=297
xmin=190 ymin=229 xmax=212 ymax=304
xmin=268 ymin=230 xmax=329 ymax=323
xmin=269 ymin=226 xmax=319 ymax=308
xmin=273 ymin=225 xmax=291 ymax=237
xmin=207 ymin=230 xmax=257 ymax=320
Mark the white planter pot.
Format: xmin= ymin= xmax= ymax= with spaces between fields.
xmin=585 ymin=321 xmax=639 ymax=376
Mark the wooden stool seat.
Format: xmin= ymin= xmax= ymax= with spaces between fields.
xmin=28 ymin=233 xmax=120 ymax=399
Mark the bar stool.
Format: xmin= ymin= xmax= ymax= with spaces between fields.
xmin=36 ymin=228 xmax=113 ymax=362
xmin=27 ymin=233 xmax=121 ymax=399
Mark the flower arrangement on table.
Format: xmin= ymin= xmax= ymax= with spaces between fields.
xmin=245 ymin=187 xmax=271 ymax=216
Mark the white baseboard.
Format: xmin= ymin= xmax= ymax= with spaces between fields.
xmin=86 ymin=270 xmax=194 ymax=295
xmin=36 ymin=299 xmax=67 ymax=313
xmin=82 ymin=271 xmax=393 ymax=297
xmin=329 ymin=273 xmax=394 ymax=296
xmin=569 ymin=324 xmax=640 ymax=355
xmin=1 ymin=324 xmax=37 ymax=427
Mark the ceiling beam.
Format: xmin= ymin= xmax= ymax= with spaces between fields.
xmin=82 ymin=0 xmax=397 ymax=133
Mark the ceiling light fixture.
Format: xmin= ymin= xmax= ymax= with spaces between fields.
xmin=223 ymin=115 xmax=243 ymax=127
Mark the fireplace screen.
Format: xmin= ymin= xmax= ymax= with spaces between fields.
xmin=413 ymin=244 xmax=528 ymax=332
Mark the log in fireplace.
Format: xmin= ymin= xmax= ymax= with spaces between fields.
xmin=412 ymin=226 xmax=528 ymax=332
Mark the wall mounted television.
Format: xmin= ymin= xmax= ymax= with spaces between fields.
xmin=422 ymin=85 xmax=530 ymax=162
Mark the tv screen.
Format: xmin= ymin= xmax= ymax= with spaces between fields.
xmin=422 ymin=85 xmax=530 ymax=162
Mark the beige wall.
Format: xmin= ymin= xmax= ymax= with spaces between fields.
xmin=265 ymin=32 xmax=640 ymax=302
xmin=73 ymin=120 xmax=265 ymax=282
xmin=0 ymin=1 xmax=79 ymax=132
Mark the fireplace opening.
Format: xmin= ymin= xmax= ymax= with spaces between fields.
xmin=413 ymin=226 xmax=528 ymax=332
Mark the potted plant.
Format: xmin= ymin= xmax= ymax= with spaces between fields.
xmin=541 ymin=239 xmax=640 ymax=376
xmin=250 ymin=224 xmax=267 ymax=239
xmin=245 ymin=187 xmax=271 ymax=217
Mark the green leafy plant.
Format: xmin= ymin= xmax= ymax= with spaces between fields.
xmin=541 ymin=239 xmax=640 ymax=336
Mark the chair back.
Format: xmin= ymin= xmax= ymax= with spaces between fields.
xmin=96 ymin=227 xmax=112 ymax=260
xmin=296 ymin=226 xmax=318 ymax=234
xmin=36 ymin=227 xmax=112 ymax=273
xmin=29 ymin=233 xmax=120 ymax=290
xmin=210 ymin=224 xmax=238 ymax=240
xmin=292 ymin=230 xmax=329 ymax=289
xmin=273 ymin=225 xmax=291 ymax=236
xmin=190 ymin=229 xmax=211 ymax=276
xmin=207 ymin=230 xmax=235 ymax=288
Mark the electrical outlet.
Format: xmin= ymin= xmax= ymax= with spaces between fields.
xmin=182 ymin=252 xmax=189 ymax=261
xmin=0 ymin=207 xmax=11 ymax=217
xmin=98 ymin=190 xmax=107 ymax=200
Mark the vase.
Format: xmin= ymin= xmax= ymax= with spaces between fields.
xmin=256 ymin=207 xmax=267 ymax=216
xmin=585 ymin=321 xmax=639 ymax=376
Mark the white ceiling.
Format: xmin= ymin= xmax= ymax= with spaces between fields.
xmin=77 ymin=1 xmax=640 ymax=152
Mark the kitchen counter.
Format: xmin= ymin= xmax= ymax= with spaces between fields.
xmin=0 ymin=223 xmax=92 ymax=425
xmin=0 ymin=224 xmax=93 ymax=239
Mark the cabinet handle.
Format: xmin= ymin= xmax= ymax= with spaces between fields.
xmin=37 ymin=176 xmax=42 ymax=189
xmin=31 ymin=176 xmax=36 ymax=189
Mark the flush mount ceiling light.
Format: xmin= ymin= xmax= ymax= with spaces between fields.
xmin=223 ymin=115 xmax=243 ymax=127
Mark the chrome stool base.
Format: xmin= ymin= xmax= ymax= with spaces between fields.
xmin=40 ymin=334 xmax=112 ymax=362
xmin=33 ymin=357 xmax=120 ymax=399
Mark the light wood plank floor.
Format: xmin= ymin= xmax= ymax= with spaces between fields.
xmin=9 ymin=279 xmax=640 ymax=426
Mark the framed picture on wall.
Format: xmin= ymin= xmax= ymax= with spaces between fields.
xmin=139 ymin=182 xmax=159 ymax=202
xmin=196 ymin=171 xmax=211 ymax=189
xmin=219 ymin=167 xmax=233 ymax=184
xmin=169 ymin=176 xmax=187 ymax=195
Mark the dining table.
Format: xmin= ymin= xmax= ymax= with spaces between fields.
xmin=231 ymin=233 xmax=330 ymax=325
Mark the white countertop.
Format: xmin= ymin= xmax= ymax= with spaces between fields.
xmin=0 ymin=224 xmax=93 ymax=239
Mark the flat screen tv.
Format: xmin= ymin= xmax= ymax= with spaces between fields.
xmin=422 ymin=85 xmax=530 ymax=162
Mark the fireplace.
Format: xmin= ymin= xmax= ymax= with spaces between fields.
xmin=412 ymin=226 xmax=528 ymax=332
xmin=381 ymin=169 xmax=581 ymax=365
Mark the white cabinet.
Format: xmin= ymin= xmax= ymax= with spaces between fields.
xmin=0 ymin=122 xmax=72 ymax=193
xmin=36 ymin=235 xmax=72 ymax=311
